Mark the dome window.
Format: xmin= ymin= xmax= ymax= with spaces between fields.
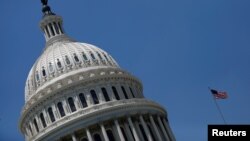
xmin=93 ymin=133 xmax=102 ymax=141
xmin=35 ymin=71 xmax=40 ymax=81
xmin=33 ymin=118 xmax=39 ymax=133
xmin=81 ymin=138 xmax=88 ymax=141
xmin=97 ymin=52 xmax=103 ymax=60
xmin=42 ymin=67 xmax=46 ymax=77
xmin=112 ymin=86 xmax=120 ymax=100
xmin=129 ymin=87 xmax=135 ymax=98
xmin=82 ymin=52 xmax=88 ymax=61
xmin=73 ymin=53 xmax=80 ymax=62
xmin=90 ymin=52 xmax=96 ymax=60
xmin=57 ymin=102 xmax=65 ymax=117
xmin=48 ymin=107 xmax=55 ymax=122
xmin=65 ymin=56 xmax=71 ymax=65
xmin=90 ymin=90 xmax=99 ymax=104
xmin=79 ymin=93 xmax=87 ymax=108
xmin=107 ymin=130 xmax=115 ymax=141
xmin=68 ymin=97 xmax=76 ymax=112
xmin=48 ymin=62 xmax=54 ymax=72
xmin=56 ymin=59 xmax=63 ymax=69
xmin=103 ymin=53 xmax=110 ymax=62
xmin=40 ymin=113 xmax=47 ymax=128
xmin=101 ymin=87 xmax=110 ymax=102
xmin=121 ymin=86 xmax=129 ymax=99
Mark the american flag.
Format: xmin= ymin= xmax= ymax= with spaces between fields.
xmin=210 ymin=89 xmax=228 ymax=99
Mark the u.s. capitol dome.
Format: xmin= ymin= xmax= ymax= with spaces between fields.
xmin=19 ymin=1 xmax=176 ymax=141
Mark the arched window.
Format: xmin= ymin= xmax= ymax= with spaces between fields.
xmin=101 ymin=87 xmax=110 ymax=102
xmin=79 ymin=93 xmax=88 ymax=108
xmin=93 ymin=133 xmax=102 ymax=141
xmin=40 ymin=113 xmax=47 ymax=128
xmin=57 ymin=102 xmax=65 ymax=117
xmin=121 ymin=127 xmax=128 ymax=141
xmin=48 ymin=62 xmax=54 ymax=72
xmin=112 ymin=86 xmax=120 ymax=100
xmin=103 ymin=53 xmax=109 ymax=62
xmin=42 ymin=67 xmax=46 ymax=77
xmin=68 ymin=97 xmax=76 ymax=112
xmin=139 ymin=124 xmax=148 ymax=141
xmin=106 ymin=130 xmax=115 ymax=141
xmin=33 ymin=118 xmax=39 ymax=133
xmin=48 ymin=107 xmax=55 ymax=122
xmin=97 ymin=52 xmax=103 ymax=60
xmin=35 ymin=71 xmax=40 ymax=81
xmin=90 ymin=90 xmax=99 ymax=104
xmin=121 ymin=86 xmax=129 ymax=99
xmin=90 ymin=53 xmax=96 ymax=60
xmin=129 ymin=87 xmax=135 ymax=98
xmin=82 ymin=52 xmax=88 ymax=61
xmin=81 ymin=138 xmax=88 ymax=141
xmin=65 ymin=56 xmax=71 ymax=65
xmin=74 ymin=53 xmax=80 ymax=62
xmin=57 ymin=59 xmax=62 ymax=69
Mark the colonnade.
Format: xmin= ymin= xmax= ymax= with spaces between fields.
xmin=58 ymin=114 xmax=175 ymax=141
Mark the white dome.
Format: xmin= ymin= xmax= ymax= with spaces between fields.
xmin=25 ymin=40 xmax=119 ymax=102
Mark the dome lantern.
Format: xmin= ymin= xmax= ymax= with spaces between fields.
xmin=39 ymin=0 xmax=69 ymax=44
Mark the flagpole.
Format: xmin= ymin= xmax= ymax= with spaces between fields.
xmin=208 ymin=87 xmax=227 ymax=124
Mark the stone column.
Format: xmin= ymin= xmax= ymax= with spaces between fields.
xmin=29 ymin=121 xmax=36 ymax=135
xmin=42 ymin=109 xmax=50 ymax=125
xmin=86 ymin=128 xmax=93 ymax=141
xmin=44 ymin=26 xmax=50 ymax=38
xmin=114 ymin=120 xmax=125 ymax=141
xmin=124 ymin=122 xmax=134 ymax=141
xmin=157 ymin=116 xmax=170 ymax=141
xmin=73 ymin=95 xmax=81 ymax=110
xmin=62 ymin=98 xmax=70 ymax=115
xmin=96 ymin=87 xmax=105 ymax=103
xmin=162 ymin=118 xmax=176 ymax=141
xmin=35 ymin=115 xmax=42 ymax=131
xmin=127 ymin=117 xmax=140 ymax=141
xmin=47 ymin=25 xmax=53 ymax=37
xmin=71 ymin=133 xmax=77 ymax=141
xmin=42 ymin=28 xmax=49 ymax=40
xmin=150 ymin=115 xmax=162 ymax=141
xmin=124 ymin=84 xmax=133 ymax=98
xmin=116 ymin=84 xmax=125 ymax=99
xmin=139 ymin=115 xmax=153 ymax=141
xmin=57 ymin=22 xmax=62 ymax=34
xmin=52 ymin=23 xmax=58 ymax=35
xmin=134 ymin=121 xmax=144 ymax=141
xmin=51 ymin=103 xmax=60 ymax=120
xmin=107 ymin=84 xmax=116 ymax=101
xmin=26 ymin=126 xmax=32 ymax=137
xmin=100 ymin=124 xmax=109 ymax=141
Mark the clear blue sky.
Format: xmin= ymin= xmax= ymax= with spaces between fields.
xmin=1 ymin=0 xmax=250 ymax=140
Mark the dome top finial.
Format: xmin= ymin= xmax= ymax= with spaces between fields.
xmin=41 ymin=0 xmax=48 ymax=5
xmin=41 ymin=0 xmax=54 ymax=16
